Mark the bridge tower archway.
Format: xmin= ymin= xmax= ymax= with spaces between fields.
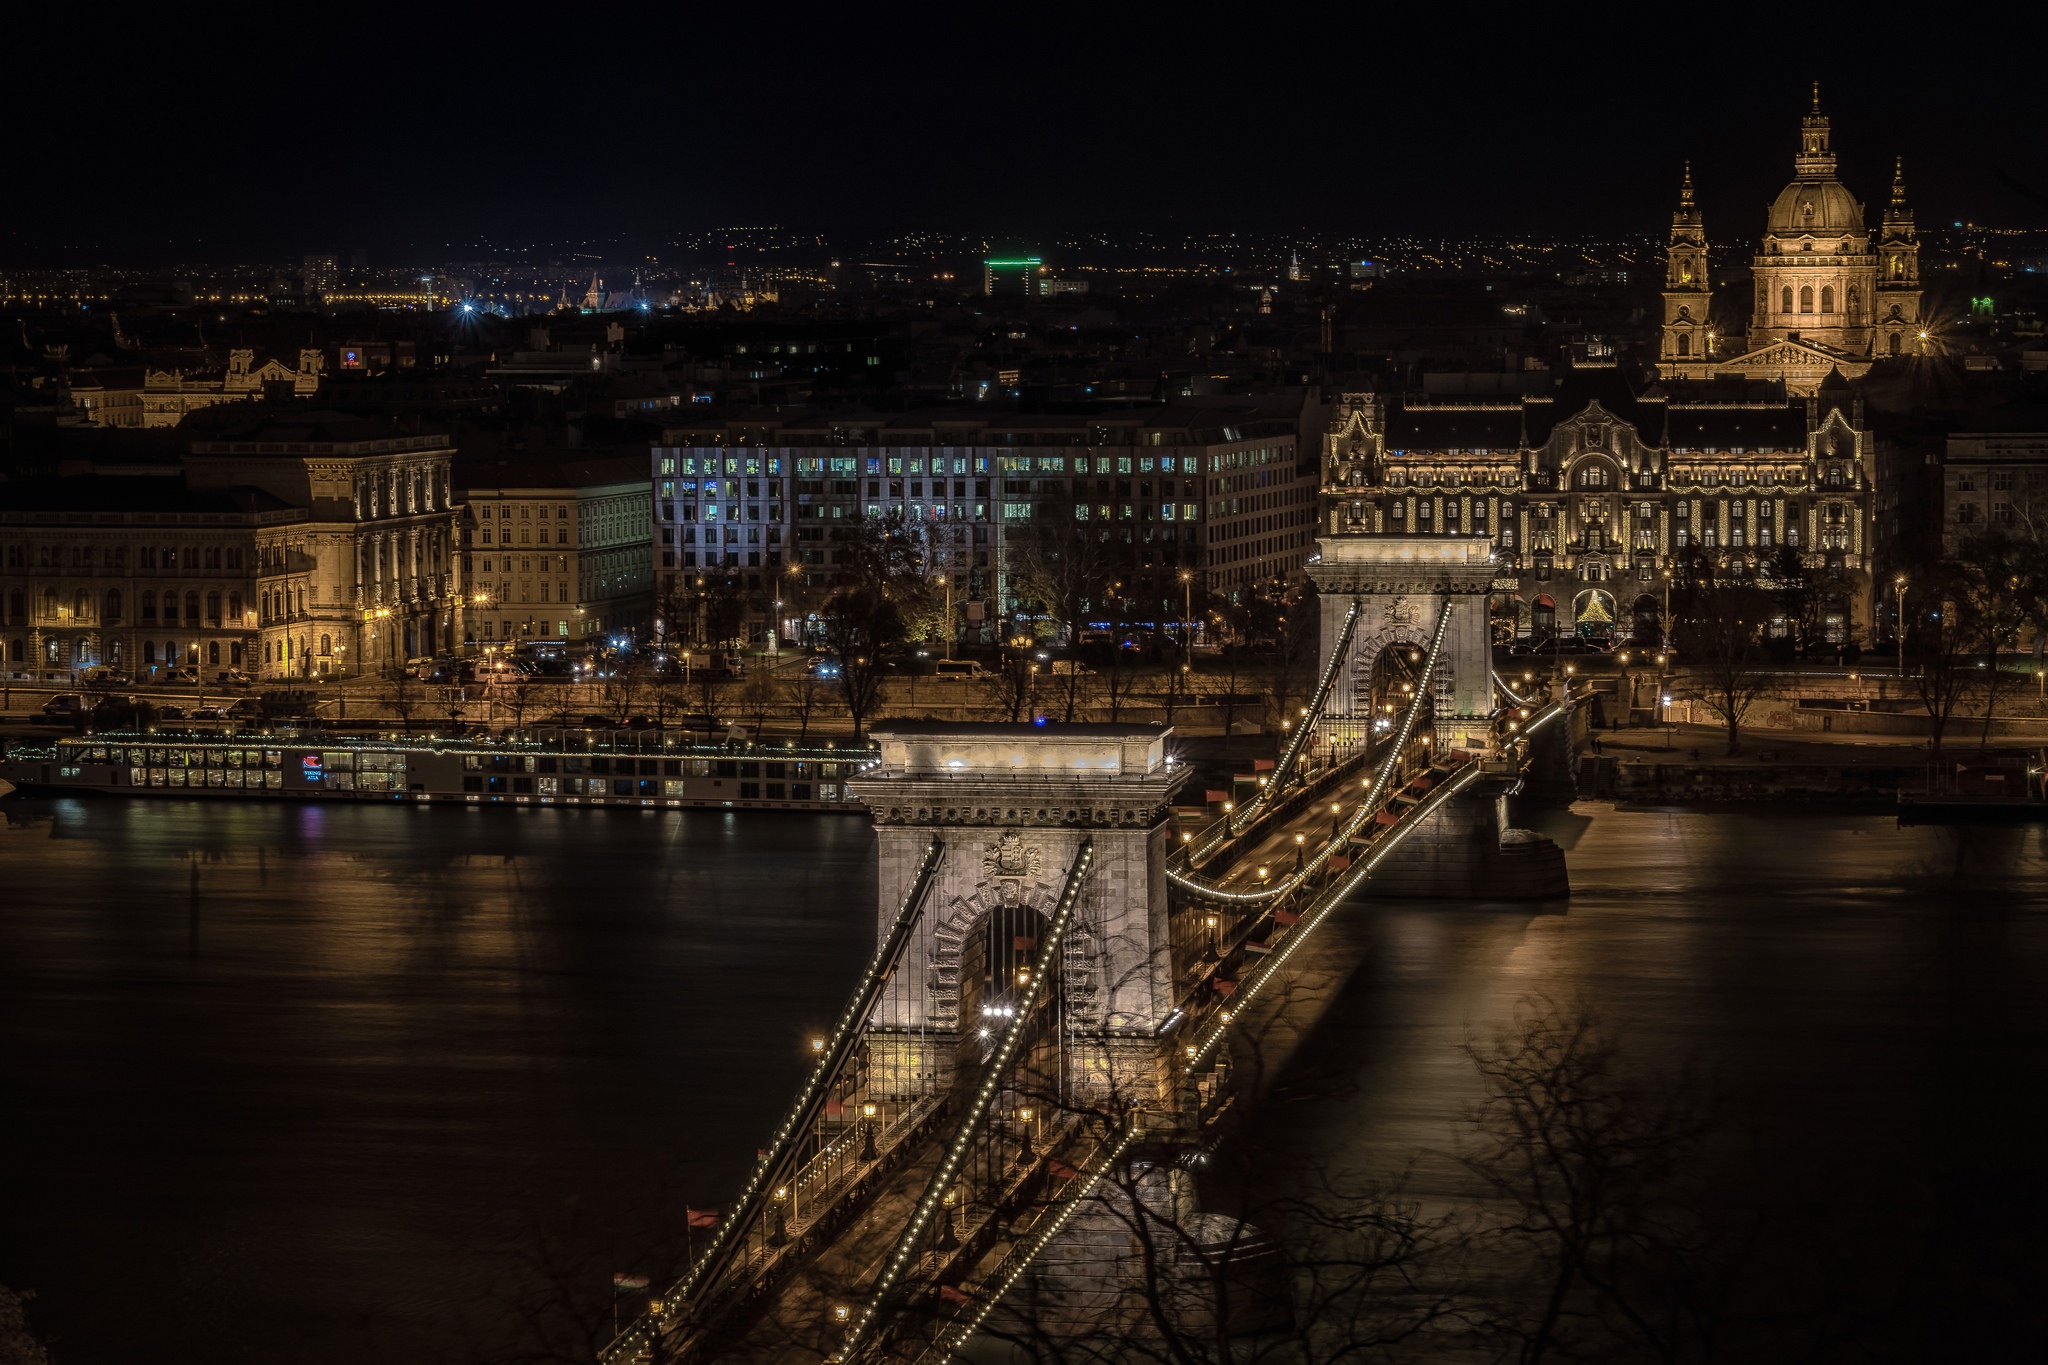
xmin=1310 ymin=536 xmax=1499 ymax=754
xmin=850 ymin=725 xmax=1190 ymax=1106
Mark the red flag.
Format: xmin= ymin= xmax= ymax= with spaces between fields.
xmin=1047 ymin=1159 xmax=1080 ymax=1180
xmin=1375 ymin=809 xmax=1401 ymax=826
xmin=686 ymin=1207 xmax=719 ymax=1228
xmin=756 ymin=1148 xmax=771 ymax=1162
xmin=1213 ymin=979 xmax=1237 ymax=996
xmin=1273 ymin=908 xmax=1300 ymax=926
xmin=825 ymin=1097 xmax=846 ymax=1118
xmin=1252 ymin=759 xmax=1276 ymax=771
xmin=1013 ymin=935 xmax=1037 ymax=951
xmin=1205 ymin=789 xmax=1229 ymax=803
xmin=937 ymin=1284 xmax=972 ymax=1306
xmin=613 ymin=1272 xmax=650 ymax=1291
xmin=1328 ymin=853 xmax=1351 ymax=871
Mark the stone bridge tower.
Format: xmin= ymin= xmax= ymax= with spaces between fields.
xmin=850 ymin=723 xmax=1189 ymax=1104
xmin=1309 ymin=535 xmax=1500 ymax=754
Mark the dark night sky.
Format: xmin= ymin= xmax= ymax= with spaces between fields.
xmin=13 ymin=3 xmax=2047 ymax=261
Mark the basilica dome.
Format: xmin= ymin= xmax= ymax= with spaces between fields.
xmin=1766 ymin=177 xmax=1864 ymax=238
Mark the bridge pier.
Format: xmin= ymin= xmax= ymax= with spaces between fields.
xmin=854 ymin=724 xmax=1191 ymax=1109
xmin=1365 ymin=780 xmax=1570 ymax=899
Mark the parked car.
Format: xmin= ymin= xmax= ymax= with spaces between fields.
xmin=932 ymin=659 xmax=983 ymax=679
xmin=42 ymin=693 xmax=85 ymax=716
xmin=213 ymin=670 xmax=253 ymax=688
xmin=807 ymin=656 xmax=842 ymax=678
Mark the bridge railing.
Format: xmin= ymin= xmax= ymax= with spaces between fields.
xmin=839 ymin=838 xmax=1098 ymax=1363
xmin=1225 ymin=597 xmax=1362 ymax=836
xmin=1166 ymin=599 xmax=1456 ymax=908
xmin=600 ymin=839 xmax=948 ymax=1365
xmin=919 ymin=694 xmax=1563 ymax=1362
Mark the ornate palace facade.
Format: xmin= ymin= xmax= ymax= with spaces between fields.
xmin=1660 ymin=88 xmax=1924 ymax=394
xmin=1320 ymin=370 xmax=1877 ymax=645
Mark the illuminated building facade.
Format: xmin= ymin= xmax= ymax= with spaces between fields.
xmin=186 ymin=416 xmax=463 ymax=676
xmin=1659 ymin=89 xmax=1923 ymax=395
xmin=650 ymin=403 xmax=1321 ymax=645
xmin=142 ymin=348 xmax=326 ymax=427
xmin=0 ymin=478 xmax=305 ymax=681
xmin=1321 ymin=369 xmax=1879 ymax=644
xmin=457 ymin=460 xmax=652 ymax=648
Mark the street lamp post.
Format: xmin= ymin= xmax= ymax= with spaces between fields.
xmin=1894 ymin=575 xmax=1908 ymax=678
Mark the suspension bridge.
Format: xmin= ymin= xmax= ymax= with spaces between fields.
xmin=598 ymin=535 xmax=1569 ymax=1363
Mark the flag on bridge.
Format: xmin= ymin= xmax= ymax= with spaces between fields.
xmin=1205 ymin=789 xmax=1229 ymax=804
xmin=1048 ymin=1160 xmax=1081 ymax=1181
xmin=1273 ymin=908 xmax=1301 ymax=926
xmin=1253 ymin=759 xmax=1276 ymax=771
xmin=937 ymin=1284 xmax=972 ymax=1307
xmin=1329 ymin=853 xmax=1352 ymax=871
xmin=1213 ymin=979 xmax=1237 ymax=997
xmin=825 ymin=1097 xmax=847 ymax=1117
xmin=686 ymin=1207 xmax=719 ymax=1228
xmin=1013 ymin=935 xmax=1037 ymax=951
xmin=613 ymin=1272 xmax=650 ymax=1292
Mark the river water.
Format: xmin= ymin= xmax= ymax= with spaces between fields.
xmin=2 ymin=798 xmax=2045 ymax=1361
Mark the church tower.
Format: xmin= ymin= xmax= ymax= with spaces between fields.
xmin=1659 ymin=163 xmax=1714 ymax=378
xmin=1874 ymin=158 xmax=1924 ymax=358
xmin=1747 ymin=85 xmax=1877 ymax=361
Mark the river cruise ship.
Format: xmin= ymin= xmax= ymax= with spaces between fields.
xmin=0 ymin=733 xmax=875 ymax=812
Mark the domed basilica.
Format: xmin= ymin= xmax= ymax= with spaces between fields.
xmin=1659 ymin=86 xmax=1924 ymax=394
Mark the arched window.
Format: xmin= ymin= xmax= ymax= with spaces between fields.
xmin=162 ymin=592 xmax=178 ymax=623
xmin=1676 ymin=334 xmax=1691 ymax=357
xmin=264 ymin=641 xmax=272 ymax=663
xmin=1821 ymin=285 xmax=1835 ymax=314
xmin=185 ymin=591 xmax=200 ymax=623
xmin=205 ymin=591 xmax=221 ymax=624
xmin=1889 ymin=333 xmax=1902 ymax=357
xmin=1782 ymin=286 xmax=1794 ymax=314
xmin=319 ymin=634 xmax=332 ymax=656
xmin=9 ymin=588 xmax=24 ymax=621
xmin=104 ymin=589 xmax=122 ymax=623
xmin=207 ymin=641 xmax=220 ymax=665
xmin=141 ymin=590 xmax=157 ymax=622
xmin=1846 ymin=287 xmax=1860 ymax=321
xmin=74 ymin=589 xmax=90 ymax=618
xmin=228 ymin=592 xmax=241 ymax=622
xmin=1799 ymin=286 xmax=1814 ymax=313
xmin=7 ymin=638 xmax=21 ymax=662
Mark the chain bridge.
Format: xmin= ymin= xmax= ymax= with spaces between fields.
xmin=599 ymin=536 xmax=1569 ymax=1364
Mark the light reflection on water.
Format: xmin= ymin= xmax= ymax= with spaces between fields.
xmin=1238 ymin=804 xmax=2048 ymax=1359
xmin=4 ymin=798 xmax=2047 ymax=1360
xmin=0 ymin=798 xmax=875 ymax=1364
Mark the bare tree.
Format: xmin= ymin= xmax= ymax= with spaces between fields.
xmin=601 ymin=661 xmax=643 ymax=727
xmin=1671 ymin=551 xmax=1774 ymax=755
xmin=982 ymin=647 xmax=1040 ymax=723
xmin=383 ymin=671 xmax=423 ymax=734
xmin=502 ymin=673 xmax=540 ymax=735
xmin=1011 ymin=491 xmax=1115 ymax=647
xmin=1900 ymin=556 xmax=1980 ymax=756
xmin=739 ymin=664 xmax=780 ymax=738
xmin=0 ymin=1285 xmax=49 ymax=1365
xmin=693 ymin=670 xmax=731 ymax=742
xmin=1459 ymin=997 xmax=1736 ymax=1365
xmin=783 ymin=668 xmax=830 ymax=744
